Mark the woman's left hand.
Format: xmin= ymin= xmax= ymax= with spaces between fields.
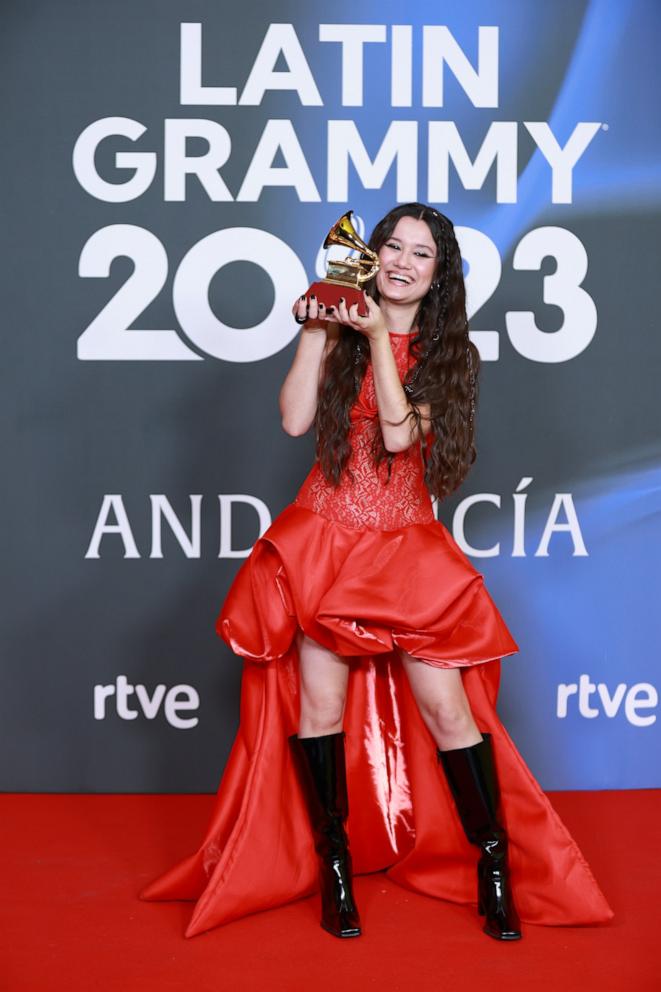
xmin=335 ymin=295 xmax=388 ymax=342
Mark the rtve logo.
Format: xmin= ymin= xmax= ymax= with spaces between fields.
xmin=94 ymin=675 xmax=200 ymax=729
xmin=557 ymin=675 xmax=657 ymax=726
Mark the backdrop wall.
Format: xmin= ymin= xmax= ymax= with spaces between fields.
xmin=2 ymin=0 xmax=659 ymax=792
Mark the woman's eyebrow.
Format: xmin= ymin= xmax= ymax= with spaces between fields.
xmin=387 ymin=238 xmax=436 ymax=252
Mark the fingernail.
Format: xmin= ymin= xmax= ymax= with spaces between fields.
xmin=340 ymin=297 xmax=345 ymax=303
xmin=299 ymin=294 xmax=306 ymax=300
xmin=311 ymin=294 xmax=316 ymax=300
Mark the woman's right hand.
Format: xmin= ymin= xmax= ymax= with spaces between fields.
xmin=292 ymin=293 xmax=337 ymax=327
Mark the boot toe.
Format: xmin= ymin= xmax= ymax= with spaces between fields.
xmin=321 ymin=915 xmax=362 ymax=938
xmin=484 ymin=924 xmax=522 ymax=940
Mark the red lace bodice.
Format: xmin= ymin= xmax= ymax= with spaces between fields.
xmin=294 ymin=331 xmax=436 ymax=531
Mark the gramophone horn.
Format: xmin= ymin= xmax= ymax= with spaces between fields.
xmin=323 ymin=210 xmax=377 ymax=262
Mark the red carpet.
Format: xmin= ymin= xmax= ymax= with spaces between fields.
xmin=2 ymin=790 xmax=657 ymax=991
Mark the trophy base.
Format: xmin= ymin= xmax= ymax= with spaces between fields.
xmin=306 ymin=281 xmax=370 ymax=319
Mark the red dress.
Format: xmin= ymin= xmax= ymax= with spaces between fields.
xmin=140 ymin=331 xmax=614 ymax=936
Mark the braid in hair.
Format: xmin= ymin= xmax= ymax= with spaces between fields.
xmin=403 ymin=241 xmax=448 ymax=397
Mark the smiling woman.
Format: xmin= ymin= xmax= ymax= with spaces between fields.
xmin=141 ymin=203 xmax=614 ymax=944
xmin=304 ymin=204 xmax=478 ymax=494
xmin=379 ymin=218 xmax=438 ymax=291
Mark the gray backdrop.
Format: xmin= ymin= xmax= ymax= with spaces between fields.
xmin=2 ymin=0 xmax=659 ymax=792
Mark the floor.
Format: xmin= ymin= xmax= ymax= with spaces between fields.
xmin=2 ymin=790 xmax=657 ymax=991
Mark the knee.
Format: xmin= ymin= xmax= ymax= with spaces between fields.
xmin=300 ymin=691 xmax=346 ymax=734
xmin=422 ymin=697 xmax=474 ymax=736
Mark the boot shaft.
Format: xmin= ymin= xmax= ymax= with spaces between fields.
xmin=437 ymin=733 xmax=502 ymax=844
xmin=437 ymin=733 xmax=522 ymax=938
xmin=289 ymin=731 xmax=351 ymax=858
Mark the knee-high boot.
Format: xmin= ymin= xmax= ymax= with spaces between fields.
xmin=437 ymin=732 xmax=522 ymax=940
xmin=288 ymin=730 xmax=362 ymax=938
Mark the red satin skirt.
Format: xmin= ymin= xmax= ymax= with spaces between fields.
xmin=140 ymin=503 xmax=614 ymax=937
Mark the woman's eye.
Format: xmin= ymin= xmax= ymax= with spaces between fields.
xmin=415 ymin=251 xmax=431 ymax=257
xmin=385 ymin=242 xmax=400 ymax=249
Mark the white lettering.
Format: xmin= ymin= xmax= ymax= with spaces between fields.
xmin=422 ymin=25 xmax=499 ymax=107
xmin=73 ymin=120 xmax=601 ymax=206
xmin=180 ymin=22 xmax=237 ymax=105
xmin=164 ymin=119 xmax=233 ymax=201
xmin=557 ymin=677 xmax=657 ymax=726
xmin=172 ymin=228 xmax=307 ymax=361
xmin=116 ymin=674 xmax=139 ymax=720
xmin=452 ymin=493 xmax=501 ymax=558
xmin=525 ymin=122 xmax=601 ymax=203
xmin=238 ymin=120 xmax=320 ymax=201
xmin=73 ymin=117 xmax=156 ymax=202
xmin=218 ymin=495 xmax=272 ymax=558
xmin=577 ymin=673 xmax=599 ymax=718
xmin=240 ymin=24 xmax=322 ymax=106
xmin=150 ymin=495 xmax=203 ymax=559
xmin=93 ymin=683 xmax=115 ymax=720
xmin=428 ymin=121 xmax=517 ymax=203
xmin=85 ymin=495 xmax=140 ymax=559
xmin=556 ymin=683 xmax=578 ymax=719
xmin=512 ymin=477 xmax=533 ymax=557
xmin=624 ymin=684 xmax=658 ymax=727
xmin=537 ymin=493 xmax=588 ymax=557
xmin=391 ymin=25 xmax=412 ymax=107
xmin=596 ymin=682 xmax=627 ymax=718
xmin=164 ymin=686 xmax=200 ymax=730
xmin=93 ymin=677 xmax=200 ymax=728
xmin=319 ymin=24 xmax=387 ymax=106
xmin=327 ymin=120 xmax=417 ymax=202
xmin=135 ymin=684 xmax=168 ymax=719
xmin=506 ymin=227 xmax=597 ymax=360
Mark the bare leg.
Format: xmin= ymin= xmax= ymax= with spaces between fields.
xmin=295 ymin=627 xmax=350 ymax=737
xmin=399 ymin=650 xmax=523 ymax=939
xmin=398 ymin=650 xmax=483 ymax=750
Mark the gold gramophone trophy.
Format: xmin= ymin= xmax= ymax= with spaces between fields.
xmin=305 ymin=210 xmax=380 ymax=318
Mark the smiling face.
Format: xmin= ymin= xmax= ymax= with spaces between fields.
xmin=374 ymin=216 xmax=439 ymax=306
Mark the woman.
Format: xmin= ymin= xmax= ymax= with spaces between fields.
xmin=140 ymin=204 xmax=613 ymax=942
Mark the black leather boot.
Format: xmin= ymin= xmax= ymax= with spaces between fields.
xmin=437 ymin=732 xmax=522 ymax=940
xmin=289 ymin=731 xmax=362 ymax=938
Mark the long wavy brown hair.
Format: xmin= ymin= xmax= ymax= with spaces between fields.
xmin=313 ymin=202 xmax=480 ymax=502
